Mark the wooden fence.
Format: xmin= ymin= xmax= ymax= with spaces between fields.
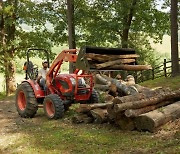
xmin=135 ymin=58 xmax=180 ymax=83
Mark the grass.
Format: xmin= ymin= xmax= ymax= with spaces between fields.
xmin=9 ymin=109 xmax=180 ymax=154
xmin=1 ymin=76 xmax=180 ymax=153
xmin=140 ymin=76 xmax=180 ymax=90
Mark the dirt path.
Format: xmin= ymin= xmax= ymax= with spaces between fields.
xmin=0 ymin=96 xmax=24 ymax=153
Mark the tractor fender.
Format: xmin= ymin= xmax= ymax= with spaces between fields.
xmin=22 ymin=80 xmax=45 ymax=98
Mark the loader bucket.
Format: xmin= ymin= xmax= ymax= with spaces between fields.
xmin=76 ymin=46 xmax=136 ymax=71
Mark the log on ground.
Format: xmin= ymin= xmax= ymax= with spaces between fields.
xmin=94 ymin=84 xmax=110 ymax=91
xmin=114 ymin=89 xmax=180 ymax=113
xmin=72 ymin=114 xmax=94 ymax=124
xmin=76 ymin=102 xmax=112 ymax=113
xmin=135 ymin=101 xmax=180 ymax=132
xmin=125 ymin=100 xmax=174 ymax=117
xmin=90 ymin=108 xmax=108 ymax=123
xmin=115 ymin=115 xmax=135 ymax=131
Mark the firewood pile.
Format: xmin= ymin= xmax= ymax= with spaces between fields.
xmin=72 ymin=74 xmax=180 ymax=132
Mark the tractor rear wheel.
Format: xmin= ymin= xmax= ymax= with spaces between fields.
xmin=43 ymin=94 xmax=65 ymax=119
xmin=87 ymin=89 xmax=99 ymax=104
xmin=15 ymin=82 xmax=38 ymax=118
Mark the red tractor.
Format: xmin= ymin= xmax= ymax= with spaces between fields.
xmin=15 ymin=48 xmax=99 ymax=119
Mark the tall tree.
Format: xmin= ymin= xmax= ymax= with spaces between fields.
xmin=67 ymin=0 xmax=76 ymax=73
xmin=171 ymin=0 xmax=179 ymax=76
xmin=0 ymin=0 xmax=53 ymax=95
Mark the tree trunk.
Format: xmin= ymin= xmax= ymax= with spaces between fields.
xmin=67 ymin=0 xmax=76 ymax=73
xmin=0 ymin=1 xmax=16 ymax=96
xmin=125 ymin=100 xmax=174 ymax=117
xmin=121 ymin=0 xmax=137 ymax=48
xmin=135 ymin=101 xmax=180 ymax=132
xmin=4 ymin=56 xmax=16 ymax=95
xmin=171 ymin=0 xmax=179 ymax=77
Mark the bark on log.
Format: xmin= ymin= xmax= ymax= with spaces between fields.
xmin=135 ymin=101 xmax=180 ymax=132
xmin=96 ymin=74 xmax=138 ymax=96
xmin=90 ymin=109 xmax=108 ymax=123
xmin=95 ymin=59 xmax=136 ymax=69
xmin=86 ymin=53 xmax=139 ymax=62
xmin=112 ymin=90 xmax=156 ymax=104
xmin=106 ymin=65 xmax=152 ymax=71
xmin=94 ymin=84 xmax=110 ymax=91
xmin=114 ymin=90 xmax=180 ymax=113
xmin=107 ymin=104 xmax=116 ymax=121
xmin=95 ymin=74 xmax=111 ymax=85
xmin=125 ymin=100 xmax=174 ymax=117
xmin=115 ymin=115 xmax=135 ymax=131
xmin=76 ymin=102 xmax=112 ymax=113
xmin=72 ymin=114 xmax=93 ymax=124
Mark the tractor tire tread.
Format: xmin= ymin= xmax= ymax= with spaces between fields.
xmin=15 ymin=82 xmax=38 ymax=118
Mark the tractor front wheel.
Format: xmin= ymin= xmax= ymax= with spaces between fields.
xmin=87 ymin=89 xmax=99 ymax=104
xmin=43 ymin=94 xmax=65 ymax=119
xmin=15 ymin=82 xmax=38 ymax=118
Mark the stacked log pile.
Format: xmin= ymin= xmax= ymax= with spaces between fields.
xmin=86 ymin=53 xmax=152 ymax=70
xmin=72 ymin=74 xmax=180 ymax=132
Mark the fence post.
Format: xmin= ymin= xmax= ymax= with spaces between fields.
xmin=163 ymin=59 xmax=167 ymax=77
xmin=152 ymin=69 xmax=154 ymax=80
xmin=141 ymin=71 xmax=144 ymax=82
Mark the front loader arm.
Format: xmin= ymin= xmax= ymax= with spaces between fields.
xmin=46 ymin=49 xmax=78 ymax=93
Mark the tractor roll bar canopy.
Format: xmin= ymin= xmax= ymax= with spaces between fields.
xmin=27 ymin=48 xmax=50 ymax=67
xmin=76 ymin=46 xmax=136 ymax=71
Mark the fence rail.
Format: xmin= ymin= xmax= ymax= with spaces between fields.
xmin=135 ymin=58 xmax=180 ymax=83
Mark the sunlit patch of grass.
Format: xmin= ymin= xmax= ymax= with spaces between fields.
xmin=140 ymin=76 xmax=180 ymax=90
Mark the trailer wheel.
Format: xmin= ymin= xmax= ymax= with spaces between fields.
xmin=15 ymin=82 xmax=38 ymax=118
xmin=43 ymin=94 xmax=64 ymax=119
xmin=87 ymin=89 xmax=99 ymax=104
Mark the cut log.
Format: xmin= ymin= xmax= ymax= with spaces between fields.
xmin=86 ymin=53 xmax=139 ymax=62
xmin=104 ymin=95 xmax=114 ymax=102
xmin=114 ymin=89 xmax=180 ymax=113
xmin=107 ymin=104 xmax=116 ymax=121
xmin=135 ymin=101 xmax=180 ymax=132
xmin=133 ymin=84 xmax=152 ymax=93
xmin=95 ymin=74 xmax=111 ymax=85
xmin=94 ymin=84 xmax=110 ymax=91
xmin=76 ymin=102 xmax=112 ymax=113
xmin=95 ymin=59 xmax=136 ymax=69
xmin=112 ymin=90 xmax=157 ymax=104
xmin=72 ymin=114 xmax=94 ymax=124
xmin=90 ymin=108 xmax=108 ymax=123
xmin=106 ymin=65 xmax=152 ymax=71
xmin=115 ymin=115 xmax=135 ymax=131
xmin=125 ymin=100 xmax=174 ymax=117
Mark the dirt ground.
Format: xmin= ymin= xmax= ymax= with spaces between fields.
xmin=0 ymin=96 xmax=180 ymax=153
xmin=0 ymin=96 xmax=29 ymax=153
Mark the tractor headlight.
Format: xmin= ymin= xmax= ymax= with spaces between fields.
xmin=70 ymin=78 xmax=76 ymax=85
